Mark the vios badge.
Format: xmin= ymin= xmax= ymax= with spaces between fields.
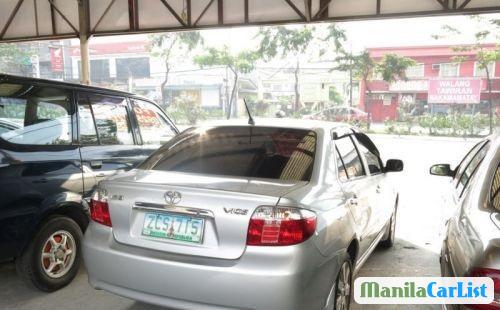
xmin=164 ymin=191 xmax=182 ymax=206
xmin=224 ymin=207 xmax=248 ymax=215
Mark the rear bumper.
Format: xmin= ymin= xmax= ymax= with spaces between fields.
xmin=83 ymin=222 xmax=339 ymax=310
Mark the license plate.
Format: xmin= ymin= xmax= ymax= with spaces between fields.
xmin=141 ymin=212 xmax=205 ymax=244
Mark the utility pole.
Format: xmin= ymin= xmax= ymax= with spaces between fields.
xmin=348 ymin=42 xmax=353 ymax=107
xmin=78 ymin=0 xmax=90 ymax=85
xmin=349 ymin=63 xmax=353 ymax=107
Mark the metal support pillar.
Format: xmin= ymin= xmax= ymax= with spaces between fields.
xmin=78 ymin=0 xmax=90 ymax=85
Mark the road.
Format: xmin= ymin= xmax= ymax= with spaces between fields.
xmin=0 ymin=134 xmax=478 ymax=310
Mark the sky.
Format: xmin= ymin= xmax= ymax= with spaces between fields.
xmin=90 ymin=13 xmax=499 ymax=53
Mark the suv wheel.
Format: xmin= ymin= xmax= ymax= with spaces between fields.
xmin=15 ymin=216 xmax=83 ymax=292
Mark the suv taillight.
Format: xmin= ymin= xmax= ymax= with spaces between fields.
xmin=89 ymin=188 xmax=112 ymax=227
xmin=467 ymin=268 xmax=500 ymax=310
xmin=246 ymin=206 xmax=316 ymax=246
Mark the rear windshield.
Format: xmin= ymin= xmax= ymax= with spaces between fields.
xmin=140 ymin=126 xmax=317 ymax=181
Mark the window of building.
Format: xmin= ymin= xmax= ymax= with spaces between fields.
xmin=88 ymin=95 xmax=134 ymax=145
xmin=0 ymin=83 xmax=72 ymax=145
xmin=132 ymin=99 xmax=176 ymax=145
xmin=334 ymin=135 xmax=365 ymax=179
xmin=272 ymin=84 xmax=283 ymax=91
xmin=474 ymin=61 xmax=495 ymax=77
xmin=439 ymin=63 xmax=459 ymax=77
xmin=116 ymin=57 xmax=150 ymax=80
xmin=90 ymin=59 xmax=110 ymax=82
xmin=406 ymin=64 xmax=424 ymax=78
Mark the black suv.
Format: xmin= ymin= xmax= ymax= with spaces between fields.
xmin=0 ymin=75 xmax=178 ymax=291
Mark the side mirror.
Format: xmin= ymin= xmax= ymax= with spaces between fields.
xmin=430 ymin=164 xmax=453 ymax=177
xmin=385 ymin=159 xmax=404 ymax=172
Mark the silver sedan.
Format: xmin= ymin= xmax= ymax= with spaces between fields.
xmin=83 ymin=119 xmax=403 ymax=310
xmin=434 ymin=133 xmax=499 ymax=309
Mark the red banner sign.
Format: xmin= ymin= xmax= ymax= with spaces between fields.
xmin=50 ymin=47 xmax=64 ymax=72
xmin=428 ymin=79 xmax=482 ymax=104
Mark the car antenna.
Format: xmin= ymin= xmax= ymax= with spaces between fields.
xmin=243 ymin=98 xmax=255 ymax=126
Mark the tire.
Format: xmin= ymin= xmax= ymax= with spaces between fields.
xmin=333 ymin=253 xmax=353 ymax=310
xmin=15 ymin=215 xmax=83 ymax=292
xmin=379 ymin=198 xmax=398 ymax=248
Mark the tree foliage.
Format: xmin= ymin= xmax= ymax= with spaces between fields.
xmin=149 ymin=31 xmax=202 ymax=106
xmin=194 ymin=47 xmax=259 ymax=118
xmin=256 ymin=26 xmax=314 ymax=60
xmin=194 ymin=47 xmax=258 ymax=74
xmin=376 ymin=53 xmax=416 ymax=83
xmin=0 ymin=43 xmax=35 ymax=75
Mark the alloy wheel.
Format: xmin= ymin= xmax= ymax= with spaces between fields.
xmin=335 ymin=261 xmax=352 ymax=310
xmin=40 ymin=230 xmax=76 ymax=279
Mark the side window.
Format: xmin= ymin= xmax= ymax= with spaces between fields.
xmin=77 ymin=102 xmax=99 ymax=145
xmin=354 ymin=136 xmax=383 ymax=175
xmin=454 ymin=141 xmax=486 ymax=185
xmin=335 ymin=148 xmax=349 ymax=182
xmin=457 ymin=142 xmax=490 ymax=196
xmin=89 ymin=95 xmax=134 ymax=145
xmin=0 ymin=83 xmax=73 ymax=145
xmin=491 ymin=164 xmax=500 ymax=211
xmin=335 ymin=135 xmax=365 ymax=180
xmin=131 ymin=99 xmax=176 ymax=145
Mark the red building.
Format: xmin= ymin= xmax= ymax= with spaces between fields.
xmin=359 ymin=44 xmax=500 ymax=122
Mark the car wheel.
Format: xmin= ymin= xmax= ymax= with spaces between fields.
xmin=15 ymin=215 xmax=83 ymax=292
xmin=380 ymin=199 xmax=398 ymax=248
xmin=333 ymin=254 xmax=353 ymax=310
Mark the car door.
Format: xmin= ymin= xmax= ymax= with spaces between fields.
xmin=442 ymin=141 xmax=488 ymax=216
xmin=77 ymin=92 xmax=145 ymax=196
xmin=446 ymin=140 xmax=491 ymax=276
xmin=129 ymin=98 xmax=177 ymax=156
xmin=334 ymin=134 xmax=375 ymax=257
xmin=352 ymin=133 xmax=390 ymax=237
xmin=0 ymin=82 xmax=82 ymax=258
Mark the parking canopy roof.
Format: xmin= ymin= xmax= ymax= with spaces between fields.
xmin=0 ymin=0 xmax=499 ymax=43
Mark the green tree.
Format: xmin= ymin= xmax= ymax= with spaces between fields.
xmin=0 ymin=43 xmax=35 ymax=76
xmin=329 ymin=86 xmax=344 ymax=105
xmin=256 ymin=26 xmax=314 ymax=111
xmin=335 ymin=51 xmax=415 ymax=128
xmin=335 ymin=50 xmax=376 ymax=127
xmin=433 ymin=16 xmax=500 ymax=134
xmin=376 ymin=53 xmax=416 ymax=84
xmin=149 ymin=31 xmax=202 ymax=107
xmin=194 ymin=47 xmax=258 ymax=119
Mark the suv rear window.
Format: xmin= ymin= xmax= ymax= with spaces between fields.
xmin=0 ymin=83 xmax=72 ymax=145
xmin=140 ymin=126 xmax=316 ymax=181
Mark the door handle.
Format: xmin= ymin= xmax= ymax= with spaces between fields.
xmin=348 ymin=198 xmax=358 ymax=206
xmin=89 ymin=160 xmax=102 ymax=169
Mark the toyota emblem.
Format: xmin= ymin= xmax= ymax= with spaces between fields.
xmin=164 ymin=191 xmax=182 ymax=206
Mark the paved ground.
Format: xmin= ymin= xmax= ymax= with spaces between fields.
xmin=0 ymin=134 xmax=479 ymax=310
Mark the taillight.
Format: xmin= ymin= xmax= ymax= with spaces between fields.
xmin=89 ymin=188 xmax=112 ymax=227
xmin=246 ymin=206 xmax=316 ymax=246
xmin=467 ymin=268 xmax=500 ymax=310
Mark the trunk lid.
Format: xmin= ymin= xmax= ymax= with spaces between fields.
xmin=103 ymin=170 xmax=307 ymax=259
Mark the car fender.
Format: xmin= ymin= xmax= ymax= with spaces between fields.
xmin=313 ymin=203 xmax=358 ymax=258
xmin=18 ymin=191 xmax=88 ymax=255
